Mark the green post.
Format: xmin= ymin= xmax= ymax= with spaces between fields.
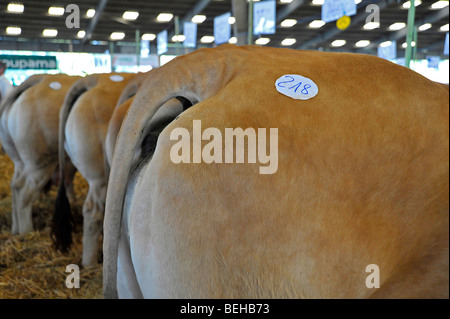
xmin=411 ymin=28 xmax=418 ymax=69
xmin=136 ymin=29 xmax=140 ymax=69
xmin=405 ymin=0 xmax=416 ymax=68
xmin=248 ymin=0 xmax=254 ymax=45
xmin=109 ymin=41 xmax=115 ymax=72
xmin=175 ymin=16 xmax=180 ymax=56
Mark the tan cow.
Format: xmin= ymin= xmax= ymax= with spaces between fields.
xmin=104 ymin=45 xmax=449 ymax=298
xmin=105 ymin=73 xmax=185 ymax=168
xmin=0 ymin=74 xmax=81 ymax=235
xmin=52 ymin=72 xmax=136 ymax=266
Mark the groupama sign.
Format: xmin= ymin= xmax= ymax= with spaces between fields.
xmin=0 ymin=55 xmax=57 ymax=70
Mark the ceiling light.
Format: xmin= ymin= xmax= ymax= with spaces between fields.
xmin=228 ymin=16 xmax=236 ymax=24
xmin=43 ymin=29 xmax=58 ymax=37
xmin=200 ymin=36 xmax=215 ymax=43
xmin=309 ymin=20 xmax=325 ymax=29
xmin=364 ymin=22 xmax=380 ymax=30
xmin=402 ymin=41 xmax=416 ymax=48
xmin=7 ymin=3 xmax=24 ymax=13
xmin=157 ymin=13 xmax=174 ymax=22
xmin=48 ymin=6 xmax=65 ymax=16
xmin=389 ymin=22 xmax=407 ymax=31
xmin=86 ymin=9 xmax=95 ymax=18
xmin=77 ymin=30 xmax=86 ymax=38
xmin=110 ymin=32 xmax=125 ymax=40
xmin=280 ymin=19 xmax=297 ymax=28
xmin=255 ymin=38 xmax=270 ymax=45
xmin=441 ymin=24 xmax=449 ymax=31
xmin=418 ymin=23 xmax=432 ymax=31
xmin=172 ymin=35 xmax=186 ymax=42
xmin=402 ymin=0 xmax=422 ymax=9
xmin=380 ymin=41 xmax=393 ymax=47
xmin=355 ymin=40 xmax=371 ymax=48
xmin=123 ymin=11 xmax=139 ymax=21
xmin=280 ymin=0 xmax=293 ymax=3
xmin=229 ymin=37 xmax=237 ymax=44
xmin=331 ymin=39 xmax=346 ymax=47
xmin=281 ymin=38 xmax=296 ymax=46
xmin=355 ymin=0 xmax=362 ymax=3
xmin=6 ymin=26 xmax=21 ymax=35
xmin=312 ymin=0 xmax=324 ymax=5
xmin=141 ymin=33 xmax=156 ymax=41
xmin=431 ymin=1 xmax=449 ymax=9
xmin=192 ymin=15 xmax=206 ymax=23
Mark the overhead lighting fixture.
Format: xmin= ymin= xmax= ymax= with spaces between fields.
xmin=255 ymin=38 xmax=270 ymax=45
xmin=228 ymin=16 xmax=236 ymax=24
xmin=355 ymin=0 xmax=362 ymax=4
xmin=281 ymin=38 xmax=296 ymax=46
xmin=7 ymin=3 xmax=24 ymax=13
xmin=172 ymin=35 xmax=186 ymax=42
xmin=355 ymin=40 xmax=371 ymax=48
xmin=441 ymin=24 xmax=449 ymax=31
xmin=42 ymin=29 xmax=58 ymax=37
xmin=402 ymin=41 xmax=416 ymax=48
xmin=77 ymin=30 xmax=86 ymax=38
xmin=331 ymin=39 xmax=346 ymax=47
xmin=48 ymin=6 xmax=65 ymax=16
xmin=431 ymin=1 xmax=449 ymax=9
xmin=309 ymin=20 xmax=325 ymax=29
xmin=379 ymin=41 xmax=393 ymax=47
xmin=123 ymin=11 xmax=139 ymax=21
xmin=200 ymin=36 xmax=215 ymax=43
xmin=86 ymin=9 xmax=96 ymax=18
xmin=141 ymin=33 xmax=156 ymax=41
xmin=363 ymin=21 xmax=380 ymax=30
xmin=280 ymin=0 xmax=293 ymax=3
xmin=157 ymin=13 xmax=174 ymax=22
xmin=389 ymin=22 xmax=407 ymax=31
xmin=418 ymin=23 xmax=432 ymax=31
xmin=312 ymin=0 xmax=324 ymax=5
xmin=6 ymin=26 xmax=21 ymax=35
xmin=229 ymin=37 xmax=237 ymax=44
xmin=191 ymin=15 xmax=206 ymax=23
xmin=402 ymin=0 xmax=422 ymax=8
xmin=110 ymin=32 xmax=125 ymax=40
xmin=280 ymin=19 xmax=297 ymax=28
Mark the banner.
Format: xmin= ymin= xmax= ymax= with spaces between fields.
xmin=322 ymin=0 xmax=357 ymax=23
xmin=157 ymin=30 xmax=168 ymax=55
xmin=214 ymin=12 xmax=231 ymax=45
xmin=377 ymin=41 xmax=397 ymax=61
xmin=0 ymin=55 xmax=57 ymax=69
xmin=254 ymin=0 xmax=276 ymax=35
xmin=184 ymin=22 xmax=197 ymax=48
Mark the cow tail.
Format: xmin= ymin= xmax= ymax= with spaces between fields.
xmin=51 ymin=79 xmax=88 ymax=253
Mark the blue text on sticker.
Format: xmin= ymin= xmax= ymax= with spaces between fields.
xmin=275 ymin=74 xmax=318 ymax=100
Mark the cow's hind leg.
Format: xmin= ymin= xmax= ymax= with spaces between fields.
xmin=10 ymin=161 xmax=24 ymax=234
xmin=14 ymin=164 xmax=55 ymax=234
xmin=81 ymin=179 xmax=107 ymax=266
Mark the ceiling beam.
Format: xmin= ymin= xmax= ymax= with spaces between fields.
xmin=276 ymin=0 xmax=306 ymax=23
xmin=297 ymin=0 xmax=396 ymax=50
xmin=168 ymin=0 xmax=212 ymax=38
xmin=357 ymin=6 xmax=449 ymax=53
xmin=82 ymin=0 xmax=109 ymax=45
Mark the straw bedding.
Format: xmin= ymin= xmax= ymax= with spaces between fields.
xmin=0 ymin=151 xmax=103 ymax=299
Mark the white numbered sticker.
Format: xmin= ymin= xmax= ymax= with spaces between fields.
xmin=275 ymin=74 xmax=318 ymax=100
xmin=49 ymin=81 xmax=62 ymax=90
xmin=110 ymin=75 xmax=124 ymax=82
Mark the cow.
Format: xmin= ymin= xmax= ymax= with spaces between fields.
xmin=52 ymin=72 xmax=136 ymax=266
xmin=0 ymin=74 xmax=81 ymax=235
xmin=103 ymin=44 xmax=449 ymax=298
xmin=105 ymin=73 xmax=186 ymax=168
